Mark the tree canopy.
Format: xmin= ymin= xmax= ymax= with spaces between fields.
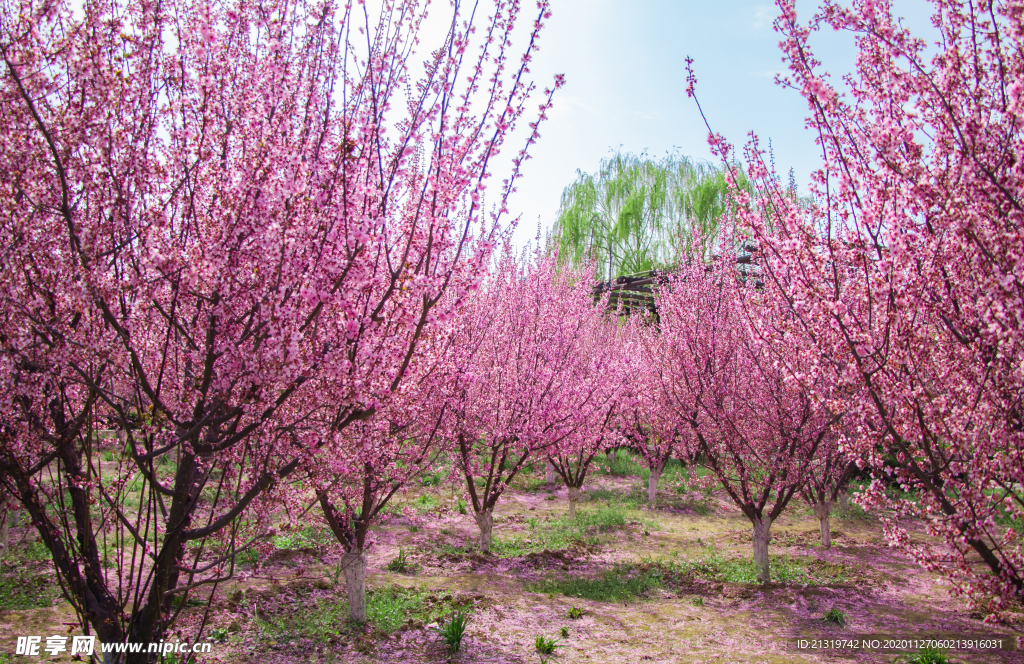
xmin=547 ymin=152 xmax=738 ymax=279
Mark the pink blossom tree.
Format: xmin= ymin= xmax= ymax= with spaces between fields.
xmin=615 ymin=320 xmax=685 ymax=508
xmin=0 ymin=0 xmax=558 ymax=652
xmin=447 ymin=252 xmax=615 ymax=548
xmin=542 ymin=272 xmax=623 ymax=520
xmin=545 ymin=323 xmax=621 ymax=519
xmin=310 ymin=376 xmax=450 ymax=622
xmin=656 ymin=261 xmax=838 ymax=583
xmin=717 ymin=0 xmax=1024 ymax=611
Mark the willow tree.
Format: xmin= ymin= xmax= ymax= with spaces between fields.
xmin=548 ymin=152 xmax=732 ymax=279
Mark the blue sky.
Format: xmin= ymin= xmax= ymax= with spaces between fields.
xmin=500 ymin=0 xmax=936 ymax=249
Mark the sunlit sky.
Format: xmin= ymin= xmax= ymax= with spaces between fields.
xmin=496 ymin=0 xmax=936 ymax=249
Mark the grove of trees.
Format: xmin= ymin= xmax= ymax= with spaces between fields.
xmin=1 ymin=0 xmax=1021 ymax=659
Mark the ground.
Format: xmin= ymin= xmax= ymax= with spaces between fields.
xmin=1 ymin=456 xmax=1021 ymax=664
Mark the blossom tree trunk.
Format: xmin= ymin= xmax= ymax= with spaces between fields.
xmin=550 ymin=411 xmax=617 ymax=523
xmin=648 ymin=465 xmax=663 ymax=507
xmin=341 ymin=551 xmax=368 ymax=621
xmin=0 ymin=491 xmax=9 ymax=558
xmin=798 ymin=431 xmax=857 ymax=549
xmin=318 ymin=486 xmax=375 ymax=623
xmin=567 ymin=487 xmax=582 ymax=520
xmin=474 ymin=508 xmax=495 ymax=551
xmin=812 ymin=502 xmax=833 ymax=549
xmin=752 ymin=516 xmax=773 ymax=584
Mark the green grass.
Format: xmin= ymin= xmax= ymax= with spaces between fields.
xmin=430 ymin=539 xmax=477 ymax=557
xmin=236 ymin=547 xmax=260 ymax=566
xmin=527 ymin=563 xmax=663 ymax=603
xmin=0 ymin=568 xmax=62 ymax=610
xmin=175 ymin=596 xmax=209 ymax=609
xmin=518 ymin=475 xmax=550 ymax=492
xmin=534 ymin=635 xmax=559 ymax=654
xmin=586 ymin=458 xmax=715 ymax=511
xmin=489 ymin=504 xmax=642 ymax=557
xmin=593 ymin=452 xmax=691 ymax=483
xmin=0 ymin=541 xmax=62 ymax=610
xmin=823 ymin=608 xmax=847 ymax=627
xmin=595 ymin=449 xmax=646 ymax=478
xmin=252 ymin=585 xmax=460 ymax=643
xmin=437 ymin=609 xmax=471 ymax=654
xmin=661 ymin=546 xmax=852 ymax=585
xmin=487 ymin=503 xmax=660 ymax=557
xmin=582 ymin=485 xmax=655 ymax=512
xmin=156 ymin=454 xmax=178 ymax=474
xmin=840 ymin=500 xmax=870 ymax=520
xmin=386 ymin=548 xmax=417 ymax=574
xmin=582 ymin=488 xmax=625 ymax=503
xmin=491 ymin=533 xmax=591 ymax=557
xmin=414 ymin=493 xmax=438 ymax=513
xmin=273 ymin=525 xmax=334 ymax=550
xmin=420 ymin=471 xmax=445 ymax=487
xmin=677 ymin=494 xmax=715 ymax=515
xmin=101 ymin=540 xmax=118 ymax=569
xmin=490 ymin=521 xmax=586 ymax=557
xmin=367 ymin=587 xmax=455 ymax=634
xmin=19 ymin=541 xmax=51 ymax=561
xmin=895 ymin=647 xmax=953 ymax=664
xmin=528 ymin=549 xmax=850 ymax=606
xmin=578 ymin=504 xmax=628 ymax=530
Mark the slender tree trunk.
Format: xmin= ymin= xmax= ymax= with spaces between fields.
xmin=648 ymin=467 xmax=662 ymax=507
xmin=752 ymin=516 xmax=773 ymax=584
xmin=0 ymin=492 xmax=9 ymax=559
xmin=813 ymin=501 xmax=834 ymax=548
xmin=545 ymin=461 xmax=556 ymax=485
xmin=568 ymin=487 xmax=581 ymax=520
xmin=474 ymin=509 xmax=494 ymax=553
xmin=342 ymin=550 xmax=368 ymax=623
xmin=838 ymin=490 xmax=850 ymax=518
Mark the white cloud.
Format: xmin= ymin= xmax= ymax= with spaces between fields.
xmin=750 ymin=5 xmax=775 ymax=30
xmin=634 ymin=110 xmax=663 ymax=121
xmin=548 ymin=96 xmax=596 ymax=120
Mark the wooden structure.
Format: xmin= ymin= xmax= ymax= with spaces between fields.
xmin=593 ymin=244 xmax=762 ymax=320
